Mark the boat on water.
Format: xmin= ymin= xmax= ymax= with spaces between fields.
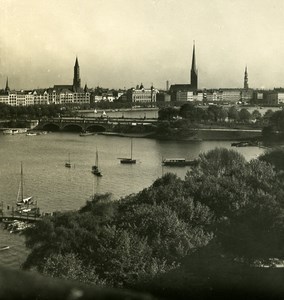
xmin=92 ymin=149 xmax=102 ymax=176
xmin=120 ymin=139 xmax=136 ymax=164
xmin=162 ymin=158 xmax=198 ymax=167
xmin=0 ymin=246 xmax=10 ymax=251
xmin=26 ymin=132 xmax=37 ymax=136
xmin=231 ymin=141 xmax=260 ymax=147
xmin=16 ymin=162 xmax=33 ymax=207
xmin=3 ymin=128 xmax=27 ymax=135
xmin=79 ymin=131 xmax=95 ymax=136
xmin=65 ymin=153 xmax=72 ymax=168
xmin=15 ymin=162 xmax=39 ymax=217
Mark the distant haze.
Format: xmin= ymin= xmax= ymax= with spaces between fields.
xmin=1 ymin=0 xmax=284 ymax=90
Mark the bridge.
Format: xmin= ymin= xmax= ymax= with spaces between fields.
xmin=37 ymin=116 xmax=159 ymax=132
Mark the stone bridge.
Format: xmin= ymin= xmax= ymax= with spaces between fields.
xmin=36 ymin=116 xmax=158 ymax=132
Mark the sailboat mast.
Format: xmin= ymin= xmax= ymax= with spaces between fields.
xmin=96 ymin=149 xmax=99 ymax=167
xmin=130 ymin=139 xmax=133 ymax=159
xmin=21 ymin=162 xmax=24 ymax=202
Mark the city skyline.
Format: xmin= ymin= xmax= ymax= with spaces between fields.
xmin=1 ymin=0 xmax=284 ymax=90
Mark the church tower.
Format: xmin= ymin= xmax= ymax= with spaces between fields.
xmin=190 ymin=42 xmax=198 ymax=90
xmin=73 ymin=57 xmax=81 ymax=91
xmin=244 ymin=66 xmax=249 ymax=90
xmin=5 ymin=77 xmax=10 ymax=93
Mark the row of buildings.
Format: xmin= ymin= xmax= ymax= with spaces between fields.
xmin=0 ymin=58 xmax=90 ymax=106
xmin=1 ymin=48 xmax=284 ymax=106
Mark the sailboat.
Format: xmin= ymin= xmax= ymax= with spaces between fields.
xmin=92 ymin=149 xmax=102 ymax=176
xmin=65 ymin=153 xmax=71 ymax=168
xmin=16 ymin=162 xmax=33 ymax=210
xmin=120 ymin=139 xmax=136 ymax=164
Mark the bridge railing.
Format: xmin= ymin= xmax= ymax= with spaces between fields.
xmin=40 ymin=116 xmax=158 ymax=125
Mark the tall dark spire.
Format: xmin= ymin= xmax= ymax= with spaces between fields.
xmin=5 ymin=77 xmax=10 ymax=92
xmin=190 ymin=42 xmax=198 ymax=90
xmin=73 ymin=56 xmax=81 ymax=91
xmin=244 ymin=66 xmax=249 ymax=90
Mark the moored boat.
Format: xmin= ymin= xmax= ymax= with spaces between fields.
xmin=120 ymin=139 xmax=136 ymax=164
xmin=26 ymin=132 xmax=37 ymax=136
xmin=92 ymin=149 xmax=102 ymax=176
xmin=79 ymin=131 xmax=94 ymax=136
xmin=0 ymin=246 xmax=10 ymax=251
xmin=162 ymin=158 xmax=198 ymax=167
xmin=65 ymin=153 xmax=72 ymax=168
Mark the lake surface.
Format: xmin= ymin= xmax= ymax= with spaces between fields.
xmin=0 ymin=131 xmax=265 ymax=269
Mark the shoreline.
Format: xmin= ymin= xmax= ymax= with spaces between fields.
xmin=99 ymin=127 xmax=263 ymax=141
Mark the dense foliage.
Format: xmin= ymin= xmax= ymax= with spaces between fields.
xmin=23 ymin=148 xmax=284 ymax=291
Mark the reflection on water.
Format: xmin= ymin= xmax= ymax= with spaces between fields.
xmin=0 ymin=131 xmax=265 ymax=268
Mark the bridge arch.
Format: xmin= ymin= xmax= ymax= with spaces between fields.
xmin=62 ymin=124 xmax=84 ymax=132
xmin=42 ymin=123 xmax=60 ymax=132
xmin=85 ymin=124 xmax=106 ymax=132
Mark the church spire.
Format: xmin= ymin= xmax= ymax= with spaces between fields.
xmin=73 ymin=56 xmax=81 ymax=91
xmin=190 ymin=41 xmax=198 ymax=90
xmin=5 ymin=77 xmax=10 ymax=92
xmin=244 ymin=66 xmax=249 ymax=90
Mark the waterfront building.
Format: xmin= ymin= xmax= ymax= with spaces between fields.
xmin=156 ymin=92 xmax=171 ymax=102
xmin=266 ymin=89 xmax=284 ymax=105
xmin=0 ymin=58 xmax=90 ymax=106
xmin=219 ymin=88 xmax=241 ymax=104
xmin=127 ymin=84 xmax=158 ymax=104
xmin=170 ymin=42 xmax=198 ymax=101
xmin=203 ymin=89 xmax=223 ymax=103
xmin=33 ymin=90 xmax=49 ymax=105
xmin=51 ymin=57 xmax=90 ymax=105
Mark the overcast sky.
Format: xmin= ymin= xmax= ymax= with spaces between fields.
xmin=1 ymin=0 xmax=284 ymax=90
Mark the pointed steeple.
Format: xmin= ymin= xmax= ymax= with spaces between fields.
xmin=84 ymin=83 xmax=88 ymax=93
xmin=5 ymin=77 xmax=10 ymax=92
xmin=75 ymin=56 xmax=79 ymax=67
xmin=73 ymin=56 xmax=81 ymax=91
xmin=191 ymin=41 xmax=197 ymax=72
xmin=244 ymin=66 xmax=249 ymax=90
xmin=190 ymin=41 xmax=198 ymax=90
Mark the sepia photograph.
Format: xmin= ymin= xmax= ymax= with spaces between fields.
xmin=0 ymin=0 xmax=284 ymax=299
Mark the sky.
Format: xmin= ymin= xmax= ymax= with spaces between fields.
xmin=1 ymin=0 xmax=284 ymax=90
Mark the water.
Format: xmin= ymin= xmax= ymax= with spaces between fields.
xmin=0 ymin=131 xmax=265 ymax=269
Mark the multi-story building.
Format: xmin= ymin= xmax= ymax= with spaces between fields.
xmin=220 ymin=89 xmax=241 ymax=104
xmin=51 ymin=57 xmax=90 ymax=105
xmin=33 ymin=90 xmax=49 ymax=105
xmin=266 ymin=89 xmax=284 ymax=105
xmin=0 ymin=58 xmax=90 ymax=106
xmin=127 ymin=84 xmax=158 ymax=104
xmin=203 ymin=89 xmax=223 ymax=103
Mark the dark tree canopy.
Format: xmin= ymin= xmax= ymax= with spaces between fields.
xmin=23 ymin=148 xmax=284 ymax=290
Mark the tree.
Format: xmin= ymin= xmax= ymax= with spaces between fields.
xmin=158 ymin=107 xmax=179 ymax=120
xmin=263 ymin=109 xmax=274 ymax=122
xmin=228 ymin=106 xmax=239 ymax=122
xmin=42 ymin=253 xmax=105 ymax=285
xmin=251 ymin=110 xmax=262 ymax=122
xmin=269 ymin=110 xmax=284 ymax=133
xmin=179 ymin=103 xmax=195 ymax=120
xmin=239 ymin=108 xmax=251 ymax=123
xmin=259 ymin=148 xmax=284 ymax=172
xmin=185 ymin=148 xmax=284 ymax=260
